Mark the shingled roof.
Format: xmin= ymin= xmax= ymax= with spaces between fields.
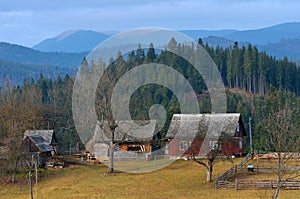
xmin=26 ymin=135 xmax=54 ymax=152
xmin=92 ymin=120 xmax=158 ymax=143
xmin=24 ymin=130 xmax=56 ymax=146
xmin=166 ymin=113 xmax=246 ymax=139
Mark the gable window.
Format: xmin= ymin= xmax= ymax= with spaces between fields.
xmin=209 ymin=141 xmax=220 ymax=151
xmin=179 ymin=141 xmax=188 ymax=151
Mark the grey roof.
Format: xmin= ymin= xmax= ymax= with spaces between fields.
xmin=26 ymin=135 xmax=54 ymax=152
xmin=166 ymin=113 xmax=245 ymax=139
xmin=24 ymin=130 xmax=55 ymax=146
xmin=92 ymin=120 xmax=158 ymax=143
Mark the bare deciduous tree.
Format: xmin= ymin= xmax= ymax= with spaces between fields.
xmin=189 ymin=133 xmax=235 ymax=182
xmin=95 ymin=53 xmax=126 ymax=174
xmin=261 ymin=87 xmax=299 ymax=199
xmin=0 ymin=83 xmax=42 ymax=182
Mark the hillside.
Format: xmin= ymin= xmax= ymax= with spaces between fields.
xmin=0 ymin=58 xmax=77 ymax=86
xmin=202 ymin=36 xmax=250 ymax=48
xmin=0 ymin=42 xmax=86 ymax=67
xmin=259 ymin=39 xmax=300 ymax=61
xmin=224 ymin=22 xmax=300 ymax=45
xmin=180 ymin=29 xmax=238 ymax=39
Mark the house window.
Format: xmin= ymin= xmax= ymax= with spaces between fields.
xmin=236 ymin=124 xmax=240 ymax=132
xmin=239 ymin=139 xmax=243 ymax=149
xmin=209 ymin=141 xmax=219 ymax=151
xmin=179 ymin=141 xmax=188 ymax=151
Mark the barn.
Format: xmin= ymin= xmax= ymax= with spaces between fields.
xmin=166 ymin=113 xmax=246 ymax=159
xmin=86 ymin=120 xmax=161 ymax=161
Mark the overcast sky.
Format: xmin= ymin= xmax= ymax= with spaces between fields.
xmin=1 ymin=0 xmax=300 ymax=47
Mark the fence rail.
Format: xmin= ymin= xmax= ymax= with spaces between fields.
xmin=216 ymin=179 xmax=300 ymax=190
xmin=215 ymin=153 xmax=253 ymax=184
xmin=236 ymin=153 xmax=253 ymax=169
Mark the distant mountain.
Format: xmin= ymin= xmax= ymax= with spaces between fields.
xmin=33 ymin=30 xmax=110 ymax=53
xmin=32 ymin=22 xmax=300 ymax=50
xmin=0 ymin=42 xmax=87 ymax=67
xmin=224 ymin=22 xmax=300 ymax=45
xmin=259 ymin=39 xmax=300 ymax=61
xmin=202 ymin=36 xmax=251 ymax=49
xmin=0 ymin=42 xmax=86 ymax=87
xmin=179 ymin=29 xmax=238 ymax=40
xmin=33 ymin=29 xmax=239 ymax=53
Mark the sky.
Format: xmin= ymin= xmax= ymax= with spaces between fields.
xmin=1 ymin=0 xmax=300 ymax=47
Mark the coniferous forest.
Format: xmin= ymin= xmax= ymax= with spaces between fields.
xmin=0 ymin=39 xmax=299 ymax=153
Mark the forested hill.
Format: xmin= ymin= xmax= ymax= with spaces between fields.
xmin=0 ymin=42 xmax=86 ymax=86
xmin=1 ymin=39 xmax=300 ymax=96
xmin=0 ymin=42 xmax=87 ymax=67
xmin=201 ymin=41 xmax=300 ymax=96
xmin=0 ymin=58 xmax=77 ymax=87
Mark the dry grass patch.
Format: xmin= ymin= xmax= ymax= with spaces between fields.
xmin=0 ymin=158 xmax=299 ymax=199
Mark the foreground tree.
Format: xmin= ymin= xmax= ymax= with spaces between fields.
xmin=260 ymin=86 xmax=299 ymax=199
xmin=189 ymin=132 xmax=236 ymax=182
xmin=95 ymin=53 xmax=127 ymax=174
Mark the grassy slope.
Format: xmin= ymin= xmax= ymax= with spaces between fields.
xmin=0 ymin=159 xmax=299 ymax=199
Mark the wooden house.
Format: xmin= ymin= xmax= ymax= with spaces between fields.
xmin=22 ymin=130 xmax=58 ymax=164
xmin=166 ymin=113 xmax=246 ymax=159
xmin=86 ymin=120 xmax=160 ymax=160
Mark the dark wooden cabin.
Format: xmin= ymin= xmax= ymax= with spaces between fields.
xmin=22 ymin=130 xmax=58 ymax=164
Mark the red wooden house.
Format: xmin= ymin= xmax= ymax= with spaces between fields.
xmin=166 ymin=113 xmax=246 ymax=159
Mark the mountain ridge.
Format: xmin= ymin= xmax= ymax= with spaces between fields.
xmin=32 ymin=30 xmax=110 ymax=53
xmin=30 ymin=22 xmax=300 ymax=62
xmin=0 ymin=42 xmax=87 ymax=67
xmin=224 ymin=22 xmax=300 ymax=45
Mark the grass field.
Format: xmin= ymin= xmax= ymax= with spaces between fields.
xmin=0 ymin=158 xmax=299 ymax=199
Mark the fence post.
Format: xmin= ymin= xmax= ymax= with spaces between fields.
xmin=270 ymin=180 xmax=272 ymax=190
xmin=235 ymin=178 xmax=238 ymax=190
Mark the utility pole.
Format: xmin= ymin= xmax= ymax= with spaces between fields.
xmin=249 ymin=117 xmax=253 ymax=155
xmin=29 ymin=171 xmax=33 ymax=199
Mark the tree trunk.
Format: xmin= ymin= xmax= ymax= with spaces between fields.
xmin=273 ymin=153 xmax=281 ymax=199
xmin=107 ymin=140 xmax=114 ymax=174
xmin=107 ymin=127 xmax=115 ymax=174
xmin=206 ymin=160 xmax=213 ymax=182
xmin=277 ymin=152 xmax=281 ymax=183
xmin=206 ymin=169 xmax=212 ymax=182
xmin=273 ymin=186 xmax=280 ymax=199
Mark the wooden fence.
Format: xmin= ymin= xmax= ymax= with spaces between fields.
xmin=236 ymin=154 xmax=253 ymax=169
xmin=216 ymin=179 xmax=300 ymax=190
xmin=215 ymin=153 xmax=253 ymax=184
